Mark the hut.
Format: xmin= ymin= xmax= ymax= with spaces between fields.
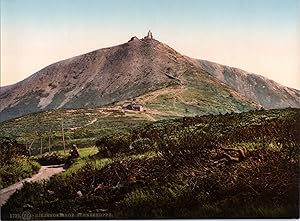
xmin=122 ymin=102 xmax=143 ymax=111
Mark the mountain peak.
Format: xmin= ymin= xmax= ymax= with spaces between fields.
xmin=128 ymin=30 xmax=154 ymax=43
xmin=1 ymin=32 xmax=299 ymax=122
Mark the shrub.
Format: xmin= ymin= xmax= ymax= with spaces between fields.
xmin=33 ymin=152 xmax=68 ymax=165
xmin=0 ymin=157 xmax=40 ymax=189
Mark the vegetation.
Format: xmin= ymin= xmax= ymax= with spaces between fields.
xmin=0 ymin=72 xmax=259 ymax=153
xmin=0 ymin=137 xmax=40 ymax=189
xmin=1 ymin=108 xmax=299 ymax=219
xmin=0 ymin=108 xmax=149 ymax=153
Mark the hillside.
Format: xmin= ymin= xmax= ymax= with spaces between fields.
xmin=0 ymin=79 xmax=258 ymax=152
xmin=1 ymin=108 xmax=299 ymax=219
xmin=1 ymin=32 xmax=300 ymax=122
xmin=193 ymin=59 xmax=300 ymax=109
xmin=0 ymin=31 xmax=287 ymax=122
xmin=0 ymin=34 xmax=184 ymax=121
xmin=0 ymin=107 xmax=152 ymax=151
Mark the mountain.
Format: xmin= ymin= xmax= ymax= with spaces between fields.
xmin=0 ymin=31 xmax=299 ymax=122
xmin=192 ymin=59 xmax=300 ymax=109
xmin=0 ymin=31 xmax=260 ymax=122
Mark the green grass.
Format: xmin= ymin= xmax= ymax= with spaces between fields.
xmin=1 ymin=108 xmax=299 ymax=219
xmin=0 ymin=157 xmax=40 ymax=189
xmin=62 ymin=149 xmax=157 ymax=177
xmin=55 ymin=146 xmax=98 ymax=157
xmin=143 ymin=83 xmax=256 ymax=117
xmin=62 ymin=157 xmax=113 ymax=177
xmin=65 ymin=146 xmax=108 ymax=175
xmin=0 ymin=108 xmax=150 ymax=152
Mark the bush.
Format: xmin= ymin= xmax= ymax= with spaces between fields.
xmin=34 ymin=152 xmax=68 ymax=165
xmin=0 ymin=137 xmax=28 ymax=165
xmin=0 ymin=157 xmax=40 ymax=189
xmin=2 ymin=108 xmax=299 ymax=219
xmin=96 ymin=132 xmax=132 ymax=157
xmin=0 ymin=137 xmax=40 ymax=189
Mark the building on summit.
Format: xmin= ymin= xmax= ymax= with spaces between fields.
xmin=146 ymin=30 xmax=153 ymax=39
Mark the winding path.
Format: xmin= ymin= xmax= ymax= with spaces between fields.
xmin=0 ymin=164 xmax=64 ymax=207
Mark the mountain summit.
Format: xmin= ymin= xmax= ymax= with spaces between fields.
xmin=0 ymin=32 xmax=299 ymax=121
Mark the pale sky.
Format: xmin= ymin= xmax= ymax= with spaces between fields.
xmin=1 ymin=0 xmax=300 ymax=89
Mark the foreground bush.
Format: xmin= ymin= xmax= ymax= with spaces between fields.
xmin=0 ymin=157 xmax=40 ymax=189
xmin=0 ymin=137 xmax=41 ymax=189
xmin=2 ymin=147 xmax=298 ymax=219
xmin=1 ymin=108 xmax=299 ymax=219
xmin=33 ymin=152 xmax=68 ymax=166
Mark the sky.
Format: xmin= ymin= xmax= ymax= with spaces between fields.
xmin=1 ymin=0 xmax=300 ymax=89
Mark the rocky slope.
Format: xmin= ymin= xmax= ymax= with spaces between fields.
xmin=193 ymin=59 xmax=300 ymax=109
xmin=0 ymin=32 xmax=260 ymax=122
xmin=2 ymin=32 xmax=300 ymax=122
xmin=0 ymin=35 xmax=186 ymax=121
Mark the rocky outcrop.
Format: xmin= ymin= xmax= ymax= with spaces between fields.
xmin=128 ymin=36 xmax=139 ymax=42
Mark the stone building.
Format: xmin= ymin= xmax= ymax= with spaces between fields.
xmin=122 ymin=102 xmax=144 ymax=111
xmin=145 ymin=30 xmax=153 ymax=39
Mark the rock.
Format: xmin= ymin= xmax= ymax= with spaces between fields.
xmin=47 ymin=190 xmax=54 ymax=195
xmin=128 ymin=36 xmax=139 ymax=42
xmin=76 ymin=190 xmax=83 ymax=197
xmin=23 ymin=203 xmax=33 ymax=209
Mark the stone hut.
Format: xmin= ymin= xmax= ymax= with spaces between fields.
xmin=132 ymin=103 xmax=144 ymax=111
xmin=122 ymin=102 xmax=143 ymax=111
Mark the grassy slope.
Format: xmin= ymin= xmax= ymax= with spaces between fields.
xmin=0 ymin=108 xmax=151 ymax=152
xmin=0 ymin=66 xmax=260 ymax=153
xmin=1 ymin=108 xmax=299 ymax=219
xmin=119 ymin=70 xmax=259 ymax=118
xmin=0 ymin=76 xmax=258 ymax=154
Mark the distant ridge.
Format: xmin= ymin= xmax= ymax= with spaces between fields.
xmin=193 ymin=59 xmax=300 ymax=109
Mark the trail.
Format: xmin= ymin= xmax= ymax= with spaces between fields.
xmin=143 ymin=113 xmax=156 ymax=121
xmin=69 ymin=118 xmax=97 ymax=130
xmin=0 ymin=164 xmax=64 ymax=207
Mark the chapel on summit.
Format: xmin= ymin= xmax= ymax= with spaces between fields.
xmin=145 ymin=30 xmax=153 ymax=39
xmin=128 ymin=30 xmax=154 ymax=42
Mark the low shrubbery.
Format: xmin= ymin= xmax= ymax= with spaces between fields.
xmin=0 ymin=157 xmax=40 ymax=189
xmin=0 ymin=137 xmax=41 ymax=189
xmin=0 ymin=137 xmax=28 ymax=165
xmin=1 ymin=108 xmax=299 ymax=219
xmin=33 ymin=152 xmax=68 ymax=166
xmin=2 ymin=147 xmax=298 ymax=218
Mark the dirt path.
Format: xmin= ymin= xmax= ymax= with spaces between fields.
xmin=69 ymin=117 xmax=97 ymax=130
xmin=143 ymin=113 xmax=157 ymax=121
xmin=0 ymin=164 xmax=64 ymax=207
